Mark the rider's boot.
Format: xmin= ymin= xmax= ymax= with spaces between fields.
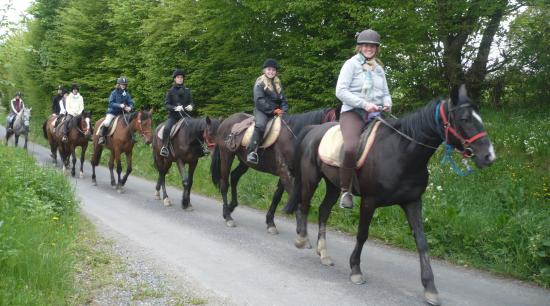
xmin=339 ymin=166 xmax=355 ymax=209
xmin=246 ymin=129 xmax=261 ymax=165
xmin=97 ymin=125 xmax=108 ymax=145
xmin=160 ymin=136 xmax=170 ymax=157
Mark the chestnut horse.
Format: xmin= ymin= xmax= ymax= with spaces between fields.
xmin=91 ymin=110 xmax=153 ymax=191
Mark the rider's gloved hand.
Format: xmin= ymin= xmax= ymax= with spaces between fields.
xmin=184 ymin=105 xmax=193 ymax=112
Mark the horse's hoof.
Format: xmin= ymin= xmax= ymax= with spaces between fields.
xmin=154 ymin=191 xmax=161 ymax=200
xmin=225 ymin=220 xmax=236 ymax=227
xmin=183 ymin=204 xmax=194 ymax=211
xmin=267 ymin=226 xmax=279 ymax=235
xmin=117 ymin=187 xmax=124 ymax=194
xmin=294 ymin=237 xmax=312 ymax=249
xmin=320 ymin=256 xmax=334 ymax=266
xmin=79 ymin=172 xmax=84 ymax=179
xmin=92 ymin=180 xmax=97 ymax=186
xmin=424 ymin=291 xmax=441 ymax=306
xmin=350 ymin=274 xmax=365 ymax=285
xmin=111 ymin=185 xmax=117 ymax=190
xmin=163 ymin=198 xmax=172 ymax=207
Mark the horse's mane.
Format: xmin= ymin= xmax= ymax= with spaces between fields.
xmin=181 ymin=117 xmax=220 ymax=138
xmin=128 ymin=110 xmax=151 ymax=122
xmin=393 ymin=100 xmax=440 ymax=142
xmin=285 ymin=108 xmax=334 ymax=133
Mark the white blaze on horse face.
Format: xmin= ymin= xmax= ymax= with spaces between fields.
xmin=488 ymin=143 xmax=496 ymax=162
xmin=472 ymin=111 xmax=483 ymax=124
xmin=85 ymin=118 xmax=90 ymax=133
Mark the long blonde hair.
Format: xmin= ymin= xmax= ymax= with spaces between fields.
xmin=256 ymin=74 xmax=282 ymax=94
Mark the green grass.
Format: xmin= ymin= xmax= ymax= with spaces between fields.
xmin=23 ymin=105 xmax=550 ymax=288
xmin=0 ymin=144 xmax=79 ymax=305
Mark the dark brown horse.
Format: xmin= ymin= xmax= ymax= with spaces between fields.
xmin=152 ymin=116 xmax=220 ymax=209
xmin=284 ymin=86 xmax=496 ymax=306
xmin=91 ymin=110 xmax=153 ymax=191
xmin=43 ymin=111 xmax=93 ymax=177
xmin=211 ymin=107 xmax=338 ymax=231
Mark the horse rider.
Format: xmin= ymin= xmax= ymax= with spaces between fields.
xmin=7 ymin=91 xmax=25 ymax=132
xmin=98 ymin=76 xmax=134 ymax=145
xmin=335 ymin=29 xmax=392 ymax=209
xmin=246 ymin=58 xmax=288 ymax=164
xmin=160 ymin=69 xmax=194 ymax=157
xmin=62 ymin=83 xmax=84 ymax=142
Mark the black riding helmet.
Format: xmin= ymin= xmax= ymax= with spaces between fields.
xmin=172 ymin=69 xmax=185 ymax=78
xmin=262 ymin=58 xmax=279 ymax=70
xmin=117 ymin=76 xmax=128 ymax=85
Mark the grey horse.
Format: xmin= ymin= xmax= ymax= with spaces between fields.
xmin=5 ymin=107 xmax=32 ymax=150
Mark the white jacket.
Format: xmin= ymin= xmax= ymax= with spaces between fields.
xmin=65 ymin=93 xmax=84 ymax=116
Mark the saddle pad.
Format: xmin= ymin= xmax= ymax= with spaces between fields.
xmin=318 ymin=121 xmax=381 ymax=169
xmin=95 ymin=116 xmax=120 ymax=136
xmin=241 ymin=116 xmax=282 ymax=148
xmin=156 ymin=118 xmax=187 ymax=140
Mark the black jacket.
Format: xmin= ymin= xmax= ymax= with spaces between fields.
xmin=51 ymin=94 xmax=63 ymax=114
xmin=164 ymin=85 xmax=193 ymax=117
xmin=253 ymin=79 xmax=288 ymax=115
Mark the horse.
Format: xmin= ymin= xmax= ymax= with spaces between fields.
xmin=210 ymin=107 xmax=338 ymax=231
xmin=284 ymin=86 xmax=496 ymax=306
xmin=91 ymin=110 xmax=153 ymax=192
xmin=152 ymin=116 xmax=220 ymax=209
xmin=5 ymin=107 xmax=31 ymax=150
xmin=43 ymin=111 xmax=93 ymax=177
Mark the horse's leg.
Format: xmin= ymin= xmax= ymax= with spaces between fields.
xmin=229 ymin=161 xmax=248 ymax=212
xmin=349 ymin=197 xmax=376 ymax=285
xmin=219 ymin=151 xmax=236 ymax=227
xmin=91 ymin=143 xmax=103 ymax=186
xmin=183 ymin=160 xmax=197 ymax=210
xmin=175 ymin=159 xmax=194 ymax=211
xmin=402 ymin=200 xmax=440 ymax=306
xmin=70 ymin=145 xmax=77 ymax=177
xmin=294 ymin=167 xmax=321 ymax=250
xmin=265 ymin=179 xmax=284 ymax=235
xmin=316 ymin=180 xmax=340 ymax=266
xmin=108 ymin=151 xmax=116 ymax=188
xmin=14 ymin=134 xmax=18 ymax=147
xmin=24 ymin=134 xmax=28 ymax=150
xmin=115 ymin=151 xmax=123 ymax=192
xmin=79 ymin=144 xmax=86 ymax=178
xmin=120 ymin=151 xmax=132 ymax=186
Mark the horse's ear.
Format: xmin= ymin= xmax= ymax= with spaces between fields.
xmin=205 ymin=116 xmax=211 ymax=125
xmin=458 ymin=84 xmax=470 ymax=104
xmin=218 ymin=115 xmax=224 ymax=123
xmin=450 ymin=85 xmax=460 ymax=106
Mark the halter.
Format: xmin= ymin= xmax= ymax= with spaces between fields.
xmin=436 ymin=100 xmax=487 ymax=158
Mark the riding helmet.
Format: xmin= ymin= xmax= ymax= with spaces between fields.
xmin=15 ymin=91 xmax=22 ymax=97
xmin=262 ymin=58 xmax=279 ymax=70
xmin=117 ymin=76 xmax=128 ymax=85
xmin=172 ymin=69 xmax=185 ymax=78
xmin=356 ymin=29 xmax=381 ymax=45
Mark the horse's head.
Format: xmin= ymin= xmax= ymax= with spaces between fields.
xmin=22 ymin=107 xmax=31 ymax=127
xmin=136 ymin=109 xmax=154 ymax=145
xmin=80 ymin=110 xmax=93 ymax=137
xmin=203 ymin=116 xmax=220 ymax=150
xmin=447 ymin=85 xmax=496 ymax=168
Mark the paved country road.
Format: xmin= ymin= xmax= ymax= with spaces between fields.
xmin=3 ymin=126 xmax=549 ymax=306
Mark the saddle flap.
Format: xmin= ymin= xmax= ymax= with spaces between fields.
xmin=157 ymin=118 xmax=186 ymax=140
xmin=95 ymin=116 xmax=120 ymax=136
xmin=318 ymin=121 xmax=381 ymax=169
xmin=241 ymin=116 xmax=282 ymax=149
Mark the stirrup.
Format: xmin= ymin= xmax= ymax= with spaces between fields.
xmin=160 ymin=146 xmax=169 ymax=157
xmin=247 ymin=152 xmax=258 ymax=164
xmin=339 ymin=191 xmax=354 ymax=209
xmin=62 ymin=135 xmax=68 ymax=142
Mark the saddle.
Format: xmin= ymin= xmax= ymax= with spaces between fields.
xmin=318 ymin=121 xmax=381 ymax=169
xmin=224 ymin=115 xmax=282 ymax=152
xmin=156 ymin=118 xmax=187 ymax=140
xmin=95 ymin=116 xmax=121 ymax=137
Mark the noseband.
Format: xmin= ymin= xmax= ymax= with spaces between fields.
xmin=436 ymin=101 xmax=487 ymax=158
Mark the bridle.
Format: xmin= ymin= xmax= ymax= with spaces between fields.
xmin=202 ymin=128 xmax=217 ymax=149
xmin=322 ymin=108 xmax=337 ymax=123
xmin=133 ymin=111 xmax=149 ymax=140
xmin=436 ymin=100 xmax=487 ymax=158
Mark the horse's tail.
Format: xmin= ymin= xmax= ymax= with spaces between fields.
xmin=42 ymin=119 xmax=48 ymax=139
xmin=283 ymin=125 xmax=316 ymax=214
xmin=210 ymin=145 xmax=221 ymax=188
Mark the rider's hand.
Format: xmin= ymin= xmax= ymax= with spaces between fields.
xmin=184 ymin=105 xmax=193 ymax=112
xmin=273 ymin=108 xmax=284 ymax=116
xmin=124 ymin=106 xmax=132 ymax=112
xmin=383 ymin=104 xmax=391 ymax=112
xmin=363 ymin=102 xmax=378 ymax=112
xmin=175 ymin=105 xmax=183 ymax=112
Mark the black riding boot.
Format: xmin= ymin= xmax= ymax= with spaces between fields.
xmin=246 ymin=129 xmax=261 ymax=164
xmin=339 ymin=166 xmax=355 ymax=209
xmin=97 ymin=126 xmax=108 ymax=145
xmin=62 ymin=122 xmax=69 ymax=142
xmin=160 ymin=136 xmax=170 ymax=157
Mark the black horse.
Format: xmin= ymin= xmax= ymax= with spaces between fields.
xmin=211 ymin=107 xmax=338 ymax=232
xmin=152 ymin=116 xmax=220 ymax=209
xmin=284 ymin=86 xmax=495 ymax=306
